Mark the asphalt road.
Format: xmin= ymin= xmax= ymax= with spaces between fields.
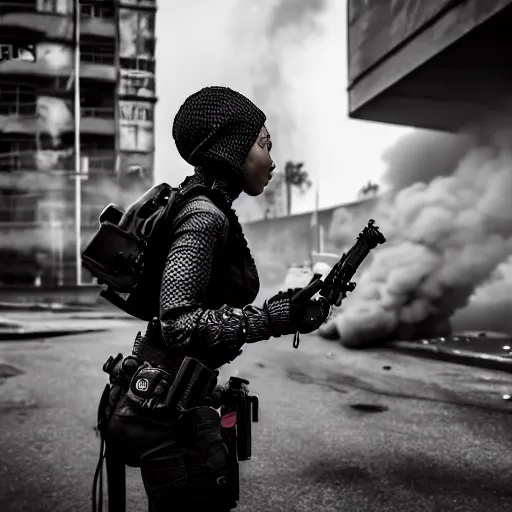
xmin=1 ymin=319 xmax=512 ymax=512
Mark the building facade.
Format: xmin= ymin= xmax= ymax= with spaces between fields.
xmin=0 ymin=0 xmax=157 ymax=287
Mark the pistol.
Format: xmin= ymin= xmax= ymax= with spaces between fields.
xmin=292 ymin=219 xmax=386 ymax=307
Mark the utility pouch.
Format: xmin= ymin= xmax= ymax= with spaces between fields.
xmin=96 ymin=353 xmax=141 ymax=436
xmin=126 ymin=363 xmax=174 ymax=410
xmin=163 ymin=356 xmax=219 ymax=412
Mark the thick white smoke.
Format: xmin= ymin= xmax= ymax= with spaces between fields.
xmin=326 ymin=127 xmax=512 ymax=346
xmin=225 ymin=0 xmax=330 ymax=219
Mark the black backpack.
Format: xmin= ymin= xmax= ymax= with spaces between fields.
xmin=82 ymin=182 xmax=219 ymax=321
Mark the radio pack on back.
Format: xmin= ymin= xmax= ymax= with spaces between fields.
xmin=82 ymin=182 xmax=209 ymax=321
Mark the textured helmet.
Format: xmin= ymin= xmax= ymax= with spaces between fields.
xmin=172 ymin=86 xmax=266 ymax=175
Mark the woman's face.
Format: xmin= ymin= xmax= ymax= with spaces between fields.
xmin=242 ymin=125 xmax=275 ymax=196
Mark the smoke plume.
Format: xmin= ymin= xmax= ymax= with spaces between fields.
xmin=381 ymin=129 xmax=475 ymax=190
xmin=325 ymin=124 xmax=512 ymax=346
xmin=450 ymin=255 xmax=512 ymax=334
xmin=217 ymin=0 xmax=330 ymax=219
xmin=230 ymin=0 xmax=328 ymax=152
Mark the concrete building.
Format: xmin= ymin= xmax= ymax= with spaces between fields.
xmin=0 ymin=0 xmax=157 ymax=287
xmin=347 ymin=0 xmax=512 ymax=131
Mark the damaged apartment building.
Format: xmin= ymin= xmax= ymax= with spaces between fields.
xmin=0 ymin=0 xmax=157 ymax=286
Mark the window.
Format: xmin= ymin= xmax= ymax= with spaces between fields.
xmin=119 ymin=101 xmax=154 ymax=151
xmin=119 ymin=8 xmax=156 ymax=60
xmin=81 ymin=42 xmax=115 ymax=65
xmin=0 ymin=0 xmax=37 ymax=16
xmin=0 ymin=140 xmax=36 ymax=172
xmin=80 ymin=2 xmax=114 ymax=18
xmin=0 ymin=83 xmax=37 ymax=116
xmin=37 ymin=0 xmax=70 ymax=14
xmin=50 ymin=75 xmax=75 ymax=92
xmin=0 ymin=191 xmax=39 ymax=223
xmin=37 ymin=201 xmax=69 ymax=223
xmin=0 ymin=44 xmax=35 ymax=62
xmin=119 ymin=57 xmax=155 ymax=74
xmin=82 ymin=151 xmax=116 ymax=174
xmin=119 ymin=125 xmax=154 ymax=152
xmin=80 ymin=89 xmax=115 ymax=118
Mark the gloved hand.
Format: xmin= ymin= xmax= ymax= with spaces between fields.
xmin=265 ymin=288 xmax=331 ymax=337
xmin=207 ymin=384 xmax=226 ymax=409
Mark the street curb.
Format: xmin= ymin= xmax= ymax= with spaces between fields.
xmin=0 ymin=328 xmax=108 ymax=341
xmin=0 ymin=302 xmax=98 ymax=313
xmin=66 ymin=314 xmax=138 ymax=320
xmin=386 ymin=340 xmax=512 ymax=374
xmin=0 ymin=303 xmax=136 ymax=320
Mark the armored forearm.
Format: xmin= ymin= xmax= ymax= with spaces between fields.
xmin=159 ymin=197 xmax=294 ymax=358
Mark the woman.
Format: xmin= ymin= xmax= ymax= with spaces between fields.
xmin=106 ymin=86 xmax=330 ymax=511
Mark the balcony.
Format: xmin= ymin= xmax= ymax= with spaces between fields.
xmin=0 ymin=81 xmax=37 ymax=110
xmin=81 ymin=150 xmax=117 ymax=175
xmin=0 ymin=115 xmax=39 ymax=135
xmin=0 ymin=1 xmax=36 ymax=17
xmin=0 ymin=9 xmax=115 ymax=44
xmin=80 ymin=116 xmax=116 ymax=136
xmin=0 ymin=148 xmax=116 ymax=175
xmin=0 ymin=59 xmax=116 ymax=83
xmin=0 ymin=148 xmax=36 ymax=173
xmin=0 ymin=190 xmax=39 ymax=223
xmin=81 ymin=106 xmax=114 ymax=119
xmin=119 ymin=66 xmax=156 ymax=100
xmin=81 ymin=47 xmax=115 ymax=66
xmin=0 ymin=100 xmax=36 ymax=117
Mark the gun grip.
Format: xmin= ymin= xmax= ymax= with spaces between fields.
xmin=292 ymin=279 xmax=323 ymax=304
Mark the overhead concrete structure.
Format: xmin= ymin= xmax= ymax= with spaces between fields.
xmin=347 ymin=0 xmax=512 ymax=132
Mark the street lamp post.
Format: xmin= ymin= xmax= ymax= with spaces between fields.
xmin=73 ymin=0 xmax=82 ymax=286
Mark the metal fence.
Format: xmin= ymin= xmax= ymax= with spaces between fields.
xmin=80 ymin=106 xmax=115 ymax=119
xmin=0 ymin=100 xmax=36 ymax=116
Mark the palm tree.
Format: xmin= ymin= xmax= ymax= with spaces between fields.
xmin=358 ymin=180 xmax=379 ymax=198
xmin=262 ymin=160 xmax=312 ymax=217
xmin=284 ymin=161 xmax=312 ymax=215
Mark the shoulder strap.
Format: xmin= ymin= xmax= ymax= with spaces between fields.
xmin=119 ymin=183 xmax=231 ymax=321
xmin=162 ymin=183 xmax=231 ymax=230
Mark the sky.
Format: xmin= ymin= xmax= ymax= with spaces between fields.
xmin=154 ymin=0 xmax=412 ymax=219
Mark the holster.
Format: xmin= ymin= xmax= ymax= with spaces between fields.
xmin=94 ymin=350 xmax=252 ymax=511
xmin=219 ymin=377 xmax=260 ymax=502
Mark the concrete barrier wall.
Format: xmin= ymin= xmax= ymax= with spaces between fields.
xmin=243 ymin=195 xmax=384 ymax=287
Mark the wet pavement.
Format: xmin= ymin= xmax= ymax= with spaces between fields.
xmin=403 ymin=332 xmax=512 ymax=356
xmin=1 ymin=318 xmax=512 ymax=511
xmin=0 ymin=312 xmax=127 ymax=341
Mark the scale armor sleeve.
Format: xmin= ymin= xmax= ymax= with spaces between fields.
xmin=159 ymin=197 xmax=294 ymax=356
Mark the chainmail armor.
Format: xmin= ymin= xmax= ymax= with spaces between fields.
xmin=157 ymin=188 xmax=293 ymax=361
xmin=132 ymin=86 xmax=293 ymax=373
